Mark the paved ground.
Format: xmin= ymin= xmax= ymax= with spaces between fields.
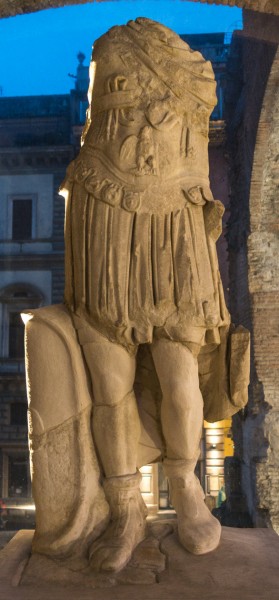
xmin=0 ymin=525 xmax=279 ymax=600
xmin=0 ymin=531 xmax=15 ymax=550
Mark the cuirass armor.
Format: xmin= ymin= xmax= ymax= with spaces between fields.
xmin=61 ymin=18 xmax=230 ymax=352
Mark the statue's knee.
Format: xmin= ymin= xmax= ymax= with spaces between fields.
xmin=171 ymin=384 xmax=189 ymax=410
xmin=93 ymin=373 xmax=133 ymax=407
xmin=162 ymin=378 xmax=198 ymax=410
xmin=81 ymin=339 xmax=135 ymax=407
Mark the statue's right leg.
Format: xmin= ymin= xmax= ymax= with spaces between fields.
xmin=151 ymin=338 xmax=221 ymax=555
xmin=75 ymin=323 xmax=147 ymax=572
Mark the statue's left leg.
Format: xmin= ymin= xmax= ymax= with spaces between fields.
xmin=151 ymin=338 xmax=221 ymax=555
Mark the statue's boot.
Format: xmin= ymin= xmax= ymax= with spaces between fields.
xmin=164 ymin=458 xmax=221 ymax=555
xmin=89 ymin=471 xmax=147 ymax=572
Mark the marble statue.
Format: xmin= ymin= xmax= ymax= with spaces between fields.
xmin=23 ymin=17 xmax=250 ymax=576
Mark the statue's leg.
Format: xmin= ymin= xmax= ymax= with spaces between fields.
xmin=151 ymin=338 xmax=221 ymax=555
xmin=80 ymin=329 xmax=139 ymax=477
xmin=77 ymin=327 xmax=147 ymax=572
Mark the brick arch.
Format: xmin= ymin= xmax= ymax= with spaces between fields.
xmin=184 ymin=0 xmax=278 ymax=15
xmin=0 ymin=0 xmax=279 ymax=19
xmin=245 ymin=47 xmax=279 ymax=531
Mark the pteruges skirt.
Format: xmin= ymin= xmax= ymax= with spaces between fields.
xmin=64 ymin=182 xmax=229 ymax=354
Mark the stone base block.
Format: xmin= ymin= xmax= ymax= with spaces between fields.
xmin=0 ymin=524 xmax=279 ymax=599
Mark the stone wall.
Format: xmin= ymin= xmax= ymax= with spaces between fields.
xmin=226 ymin=15 xmax=279 ymax=529
xmin=209 ymin=144 xmax=230 ymax=302
xmin=247 ymin=46 xmax=279 ymax=531
xmin=184 ymin=1 xmax=279 ymax=16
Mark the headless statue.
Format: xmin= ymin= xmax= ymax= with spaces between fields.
xmin=23 ymin=17 xmax=249 ymax=577
xmin=58 ymin=18 xmax=248 ymax=572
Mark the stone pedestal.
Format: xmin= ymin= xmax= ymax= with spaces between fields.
xmin=0 ymin=524 xmax=278 ymax=600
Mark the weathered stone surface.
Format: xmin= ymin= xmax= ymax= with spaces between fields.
xmin=23 ymin=305 xmax=110 ymax=559
xmin=226 ymin=17 xmax=279 ymax=532
xmin=23 ymin=17 xmax=250 ymax=575
xmin=1 ymin=526 xmax=279 ymax=599
xmin=246 ymin=47 xmax=279 ymax=533
xmin=160 ymin=526 xmax=279 ymax=598
xmin=242 ymin=10 xmax=279 ymax=44
xmin=128 ymin=536 xmax=166 ymax=572
xmin=186 ymin=0 xmax=279 ymax=15
xmin=0 ymin=523 xmax=168 ymax=588
xmin=1 ymin=0 xmax=279 ymax=20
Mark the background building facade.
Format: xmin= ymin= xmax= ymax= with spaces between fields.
xmin=0 ymin=58 xmax=88 ymax=503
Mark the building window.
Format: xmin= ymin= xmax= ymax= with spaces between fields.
xmin=0 ymin=284 xmax=43 ymax=359
xmin=8 ymin=456 xmax=28 ymax=497
xmin=12 ymin=199 xmax=33 ymax=241
xmin=10 ymin=403 xmax=27 ymax=426
xmin=8 ymin=312 xmax=25 ymax=358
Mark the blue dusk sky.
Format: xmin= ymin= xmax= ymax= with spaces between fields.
xmin=0 ymin=1 xmax=242 ymax=97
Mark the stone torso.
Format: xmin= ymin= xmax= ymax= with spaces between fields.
xmin=61 ymin=19 xmax=230 ymax=352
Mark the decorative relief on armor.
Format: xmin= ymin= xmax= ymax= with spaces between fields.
xmin=120 ymin=126 xmax=157 ymax=175
xmin=184 ymin=186 xmax=207 ymax=206
xmin=93 ymin=75 xmax=140 ymax=143
xmin=73 ymin=160 xmax=94 ymax=184
xmin=62 ymin=153 xmax=221 ymax=219
xmin=145 ymin=95 xmax=179 ymax=131
xmin=101 ymin=182 xmax=124 ymax=207
xmin=180 ymin=126 xmax=196 ymax=159
xmin=122 ymin=191 xmax=141 ymax=212
xmin=136 ymin=126 xmax=157 ymax=175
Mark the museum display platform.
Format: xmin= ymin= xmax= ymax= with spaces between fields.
xmin=0 ymin=522 xmax=278 ymax=600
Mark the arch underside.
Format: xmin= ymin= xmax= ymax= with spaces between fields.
xmin=0 ymin=0 xmax=278 ymax=19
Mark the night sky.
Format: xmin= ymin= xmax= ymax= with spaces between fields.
xmin=0 ymin=1 xmax=242 ymax=97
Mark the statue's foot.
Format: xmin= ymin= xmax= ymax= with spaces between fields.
xmin=168 ymin=470 xmax=221 ymax=555
xmin=89 ymin=472 xmax=147 ymax=572
xmin=89 ymin=519 xmax=146 ymax=572
xmin=177 ymin=496 xmax=221 ymax=555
